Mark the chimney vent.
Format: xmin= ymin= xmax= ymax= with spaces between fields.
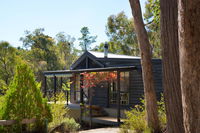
xmin=104 ymin=42 xmax=108 ymax=58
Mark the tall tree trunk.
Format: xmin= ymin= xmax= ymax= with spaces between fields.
xmin=178 ymin=0 xmax=200 ymax=133
xmin=160 ymin=0 xmax=185 ymax=133
xmin=129 ymin=0 xmax=160 ymax=132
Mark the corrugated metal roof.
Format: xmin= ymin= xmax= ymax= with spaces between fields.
xmin=88 ymin=51 xmax=140 ymax=59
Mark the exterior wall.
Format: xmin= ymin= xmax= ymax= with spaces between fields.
xmin=70 ymin=57 xmax=163 ymax=110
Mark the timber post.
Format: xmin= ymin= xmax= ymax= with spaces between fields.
xmin=80 ymin=74 xmax=84 ymax=125
xmin=117 ymin=71 xmax=121 ymax=125
xmin=54 ymin=75 xmax=57 ymax=102
xmin=89 ymin=88 xmax=92 ymax=128
xmin=60 ymin=77 xmax=63 ymax=90
xmin=44 ymin=76 xmax=47 ymax=97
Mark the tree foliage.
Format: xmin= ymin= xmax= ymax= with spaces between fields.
xmin=81 ymin=72 xmax=117 ymax=88
xmin=0 ymin=41 xmax=18 ymax=86
xmin=20 ymin=28 xmax=61 ymax=71
xmin=95 ymin=10 xmax=161 ymax=58
xmin=95 ymin=12 xmax=139 ymax=56
xmin=56 ymin=32 xmax=78 ymax=69
xmin=144 ymin=0 xmax=161 ymax=58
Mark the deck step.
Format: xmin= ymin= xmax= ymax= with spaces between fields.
xmin=84 ymin=105 xmax=108 ymax=117
xmin=82 ymin=116 xmax=123 ymax=126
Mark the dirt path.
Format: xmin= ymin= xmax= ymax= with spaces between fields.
xmin=79 ymin=127 xmax=120 ymax=133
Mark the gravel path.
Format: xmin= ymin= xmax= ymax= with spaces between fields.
xmin=79 ymin=127 xmax=120 ymax=133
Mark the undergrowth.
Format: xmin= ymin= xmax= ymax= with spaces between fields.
xmin=120 ymin=95 xmax=166 ymax=133
xmin=48 ymin=92 xmax=80 ymax=133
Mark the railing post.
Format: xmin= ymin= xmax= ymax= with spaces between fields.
xmin=67 ymin=90 xmax=69 ymax=105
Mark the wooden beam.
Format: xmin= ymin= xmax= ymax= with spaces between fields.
xmin=117 ymin=71 xmax=121 ymax=125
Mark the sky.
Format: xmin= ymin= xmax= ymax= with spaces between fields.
xmin=0 ymin=0 xmax=146 ymax=48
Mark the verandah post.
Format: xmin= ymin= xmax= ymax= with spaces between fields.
xmin=44 ymin=76 xmax=47 ymax=97
xmin=60 ymin=77 xmax=63 ymax=90
xmin=54 ymin=75 xmax=57 ymax=102
xmin=80 ymin=74 xmax=84 ymax=125
xmin=117 ymin=71 xmax=121 ymax=125
xmin=89 ymin=87 xmax=92 ymax=128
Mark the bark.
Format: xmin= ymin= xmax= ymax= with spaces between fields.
xmin=129 ymin=0 xmax=160 ymax=132
xmin=178 ymin=0 xmax=200 ymax=133
xmin=160 ymin=0 xmax=185 ymax=133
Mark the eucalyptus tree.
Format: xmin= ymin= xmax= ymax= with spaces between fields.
xmin=20 ymin=28 xmax=62 ymax=80
xmin=56 ymin=32 xmax=78 ymax=69
xmin=129 ymin=0 xmax=160 ymax=132
xmin=105 ymin=12 xmax=139 ymax=56
xmin=160 ymin=0 xmax=184 ymax=132
xmin=178 ymin=0 xmax=200 ymax=132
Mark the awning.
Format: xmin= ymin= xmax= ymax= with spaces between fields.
xmin=43 ymin=66 xmax=137 ymax=77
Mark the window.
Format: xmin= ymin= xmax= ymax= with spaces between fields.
xmin=74 ymin=74 xmax=88 ymax=103
xmin=110 ymin=71 xmax=129 ymax=105
xmin=120 ymin=71 xmax=129 ymax=105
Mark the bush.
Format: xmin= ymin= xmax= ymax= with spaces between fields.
xmin=48 ymin=92 xmax=80 ymax=133
xmin=0 ymin=63 xmax=52 ymax=132
xmin=120 ymin=95 xmax=166 ymax=133
xmin=157 ymin=95 xmax=167 ymax=130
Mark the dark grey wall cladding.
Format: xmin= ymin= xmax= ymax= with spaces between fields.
xmin=128 ymin=59 xmax=163 ymax=107
xmin=91 ymin=82 xmax=109 ymax=107
xmin=129 ymin=70 xmax=144 ymax=106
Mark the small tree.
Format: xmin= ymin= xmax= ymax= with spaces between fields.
xmin=80 ymin=72 xmax=117 ymax=127
xmin=78 ymin=27 xmax=97 ymax=51
xmin=0 ymin=63 xmax=52 ymax=132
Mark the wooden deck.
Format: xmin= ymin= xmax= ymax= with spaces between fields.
xmin=82 ymin=116 xmax=124 ymax=126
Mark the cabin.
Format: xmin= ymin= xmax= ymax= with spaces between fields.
xmin=43 ymin=45 xmax=163 ymax=126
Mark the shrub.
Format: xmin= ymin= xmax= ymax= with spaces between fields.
xmin=61 ymin=118 xmax=80 ymax=133
xmin=120 ymin=95 xmax=166 ymax=133
xmin=48 ymin=92 xmax=80 ymax=133
xmin=157 ymin=95 xmax=166 ymax=130
xmin=0 ymin=63 xmax=52 ymax=132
